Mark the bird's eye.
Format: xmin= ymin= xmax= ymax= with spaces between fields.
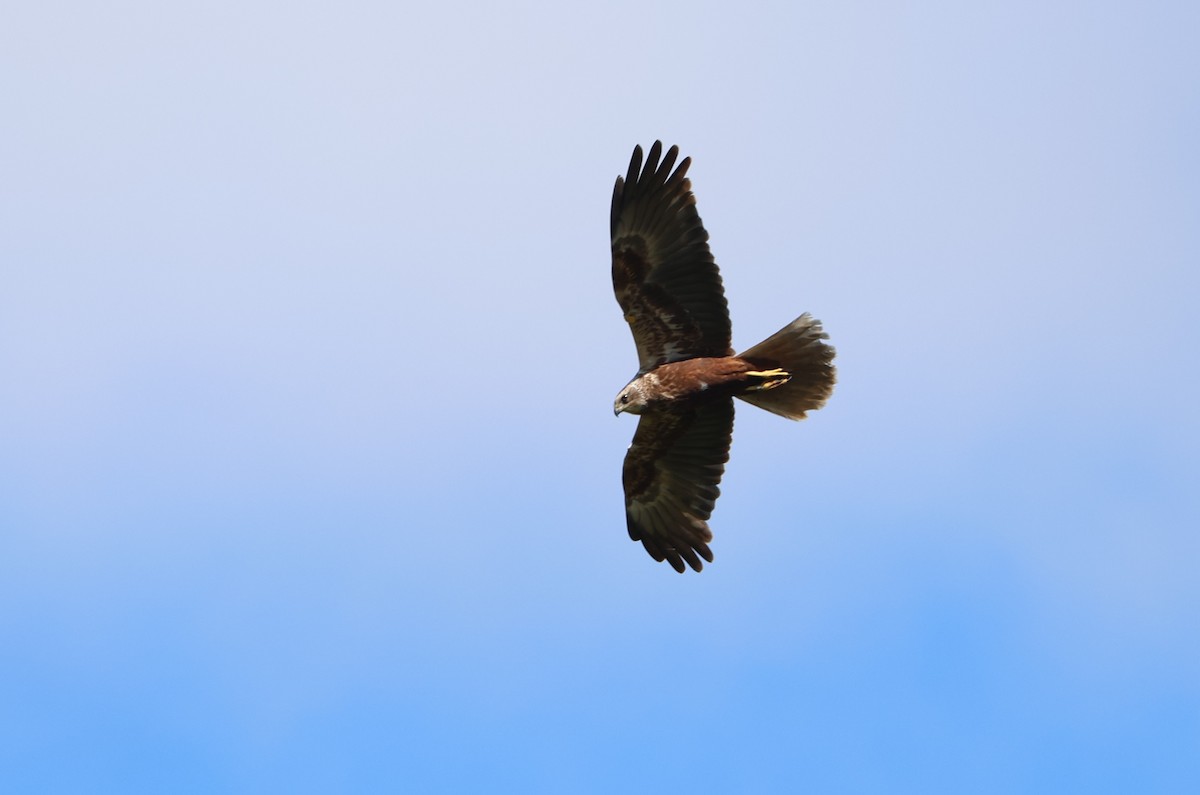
xmin=621 ymin=395 xmax=629 ymax=403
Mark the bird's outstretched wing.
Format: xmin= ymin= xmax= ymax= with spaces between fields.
xmin=622 ymin=398 xmax=734 ymax=572
xmin=611 ymin=142 xmax=732 ymax=374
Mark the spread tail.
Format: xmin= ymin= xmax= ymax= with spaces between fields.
xmin=736 ymin=314 xmax=836 ymax=420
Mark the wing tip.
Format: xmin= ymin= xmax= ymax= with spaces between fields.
xmin=631 ymin=524 xmax=715 ymax=574
xmin=624 ymin=141 xmax=690 ymax=187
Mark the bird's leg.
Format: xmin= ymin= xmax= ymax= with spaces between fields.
xmin=743 ymin=368 xmax=791 ymax=391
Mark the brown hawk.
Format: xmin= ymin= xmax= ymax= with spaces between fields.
xmin=611 ymin=141 xmax=836 ymax=572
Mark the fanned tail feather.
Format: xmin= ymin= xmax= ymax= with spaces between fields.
xmin=736 ymin=314 xmax=836 ymax=420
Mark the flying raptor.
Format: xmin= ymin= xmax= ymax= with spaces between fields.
xmin=611 ymin=141 xmax=836 ymax=572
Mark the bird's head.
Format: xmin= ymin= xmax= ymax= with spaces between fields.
xmin=614 ymin=378 xmax=649 ymax=416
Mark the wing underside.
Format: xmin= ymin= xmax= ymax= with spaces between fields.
xmin=611 ymin=142 xmax=732 ymax=373
xmin=622 ymin=399 xmax=734 ymax=572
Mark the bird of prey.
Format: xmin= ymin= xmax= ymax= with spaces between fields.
xmin=611 ymin=141 xmax=836 ymax=573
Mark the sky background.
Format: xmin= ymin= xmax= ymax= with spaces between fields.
xmin=2 ymin=1 xmax=1198 ymax=792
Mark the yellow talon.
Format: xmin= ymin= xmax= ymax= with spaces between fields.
xmin=745 ymin=368 xmax=791 ymax=391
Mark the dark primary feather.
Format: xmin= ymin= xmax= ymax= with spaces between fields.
xmin=622 ymin=399 xmax=734 ymax=573
xmin=611 ymin=141 xmax=732 ymax=374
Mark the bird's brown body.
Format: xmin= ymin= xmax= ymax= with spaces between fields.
xmin=620 ymin=358 xmax=791 ymax=413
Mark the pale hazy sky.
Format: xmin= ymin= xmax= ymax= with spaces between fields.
xmin=2 ymin=2 xmax=1197 ymax=792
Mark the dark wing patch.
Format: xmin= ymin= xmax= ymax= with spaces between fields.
xmin=622 ymin=399 xmax=735 ymax=573
xmin=611 ymin=142 xmax=732 ymax=373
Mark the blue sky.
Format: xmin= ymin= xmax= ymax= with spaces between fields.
xmin=2 ymin=1 xmax=1197 ymax=792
